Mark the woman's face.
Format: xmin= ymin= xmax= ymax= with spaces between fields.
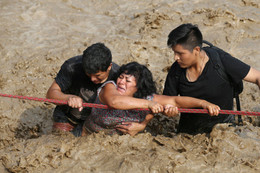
xmin=172 ymin=44 xmax=197 ymax=68
xmin=116 ymin=73 xmax=138 ymax=96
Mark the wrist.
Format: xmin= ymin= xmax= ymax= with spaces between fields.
xmin=200 ymin=100 xmax=207 ymax=109
xmin=147 ymin=100 xmax=153 ymax=109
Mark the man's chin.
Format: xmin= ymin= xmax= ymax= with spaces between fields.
xmin=178 ymin=63 xmax=187 ymax=68
xmin=93 ymin=81 xmax=101 ymax=84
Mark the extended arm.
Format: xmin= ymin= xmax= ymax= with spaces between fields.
xmin=99 ymin=83 xmax=162 ymax=111
xmin=153 ymin=95 xmax=220 ymax=116
xmin=153 ymin=95 xmax=210 ymax=108
xmin=46 ymin=81 xmax=83 ymax=111
xmin=243 ymin=67 xmax=260 ymax=89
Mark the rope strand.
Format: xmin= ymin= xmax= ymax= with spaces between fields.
xmin=0 ymin=93 xmax=259 ymax=116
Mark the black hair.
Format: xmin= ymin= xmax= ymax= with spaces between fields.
xmin=117 ymin=62 xmax=157 ymax=98
xmin=82 ymin=43 xmax=112 ymax=74
xmin=167 ymin=23 xmax=203 ymax=52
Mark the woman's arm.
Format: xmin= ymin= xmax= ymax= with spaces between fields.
xmin=99 ymin=83 xmax=163 ymax=111
xmin=99 ymin=84 xmax=158 ymax=136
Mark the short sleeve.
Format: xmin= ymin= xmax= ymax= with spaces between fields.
xmin=220 ymin=51 xmax=250 ymax=84
xmin=55 ymin=60 xmax=73 ymax=92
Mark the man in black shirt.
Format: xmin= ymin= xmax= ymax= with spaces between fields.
xmin=163 ymin=23 xmax=260 ymax=134
xmin=46 ymin=43 xmax=120 ymax=136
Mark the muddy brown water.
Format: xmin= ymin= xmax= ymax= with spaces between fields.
xmin=0 ymin=0 xmax=259 ymax=172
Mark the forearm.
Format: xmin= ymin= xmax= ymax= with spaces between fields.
xmin=46 ymin=81 xmax=75 ymax=103
xmin=107 ymin=95 xmax=151 ymax=110
xmin=46 ymin=89 xmax=70 ymax=100
xmin=46 ymin=89 xmax=76 ymax=106
xmin=154 ymin=95 xmax=208 ymax=108
xmin=174 ymin=96 xmax=209 ymax=108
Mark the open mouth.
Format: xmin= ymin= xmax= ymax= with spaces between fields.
xmin=117 ymin=86 xmax=125 ymax=93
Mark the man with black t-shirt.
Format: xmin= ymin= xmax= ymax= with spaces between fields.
xmin=46 ymin=43 xmax=120 ymax=136
xmin=163 ymin=24 xmax=260 ymax=134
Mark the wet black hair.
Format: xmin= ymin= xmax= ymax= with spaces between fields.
xmin=117 ymin=62 xmax=157 ymax=98
xmin=82 ymin=43 xmax=112 ymax=74
xmin=167 ymin=23 xmax=203 ymax=52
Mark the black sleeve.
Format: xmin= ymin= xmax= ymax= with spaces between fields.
xmin=163 ymin=62 xmax=179 ymax=96
xmin=55 ymin=60 xmax=73 ymax=92
xmin=219 ymin=51 xmax=250 ymax=84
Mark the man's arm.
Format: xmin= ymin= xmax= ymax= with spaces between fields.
xmin=153 ymin=94 xmax=220 ymax=116
xmin=46 ymin=81 xmax=83 ymax=111
xmin=243 ymin=67 xmax=260 ymax=89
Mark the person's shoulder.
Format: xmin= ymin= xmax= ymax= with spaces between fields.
xmin=64 ymin=55 xmax=83 ymax=65
xmin=111 ymin=62 xmax=120 ymax=71
xmin=203 ymin=46 xmax=232 ymax=59
xmin=102 ymin=80 xmax=117 ymax=87
xmin=62 ymin=55 xmax=83 ymax=69
xmin=98 ymin=80 xmax=117 ymax=95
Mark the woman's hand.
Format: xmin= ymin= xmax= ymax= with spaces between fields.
xmin=116 ymin=122 xmax=146 ymax=136
xmin=200 ymin=101 xmax=220 ymax=116
xmin=163 ymin=104 xmax=179 ymax=117
xmin=148 ymin=101 xmax=164 ymax=114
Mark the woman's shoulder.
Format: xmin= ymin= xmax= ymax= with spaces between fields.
xmin=101 ymin=80 xmax=117 ymax=88
xmin=97 ymin=80 xmax=117 ymax=95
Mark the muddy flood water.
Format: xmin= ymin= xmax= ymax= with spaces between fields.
xmin=0 ymin=0 xmax=259 ymax=172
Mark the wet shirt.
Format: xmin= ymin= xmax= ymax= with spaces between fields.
xmin=163 ymin=48 xmax=250 ymax=134
xmin=84 ymin=81 xmax=153 ymax=135
xmin=53 ymin=55 xmax=120 ymax=122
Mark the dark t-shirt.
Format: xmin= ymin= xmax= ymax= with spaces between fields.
xmin=163 ymin=48 xmax=250 ymax=134
xmin=53 ymin=55 xmax=120 ymax=123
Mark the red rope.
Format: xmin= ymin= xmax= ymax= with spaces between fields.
xmin=0 ymin=93 xmax=259 ymax=116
